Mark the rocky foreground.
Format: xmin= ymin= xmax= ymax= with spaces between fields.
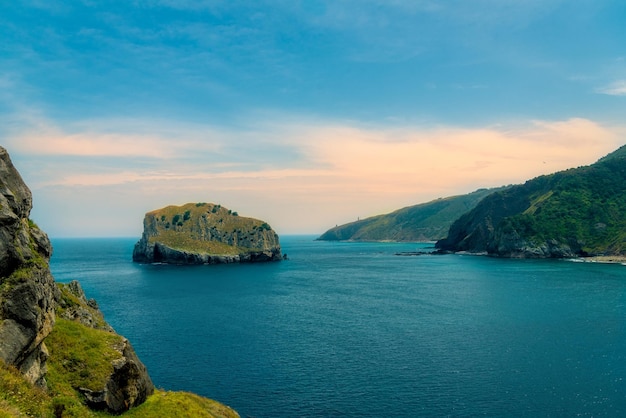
xmin=0 ymin=146 xmax=238 ymax=417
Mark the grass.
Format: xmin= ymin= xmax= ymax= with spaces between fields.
xmin=149 ymin=230 xmax=243 ymax=255
xmin=0 ymin=361 xmax=50 ymax=417
xmin=1 ymin=361 xmax=239 ymax=418
xmin=123 ymin=390 xmax=239 ymax=418
xmin=523 ymin=190 xmax=554 ymax=216
xmin=146 ymin=202 xmax=273 ymax=255
xmin=45 ymin=317 xmax=240 ymax=417
xmin=319 ymin=187 xmax=505 ymax=241
xmin=45 ymin=319 xmax=123 ymax=394
xmin=2 ymin=267 xmax=241 ymax=417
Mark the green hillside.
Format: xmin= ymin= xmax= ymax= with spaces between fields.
xmin=436 ymin=144 xmax=626 ymax=257
xmin=317 ymin=187 xmax=507 ymax=242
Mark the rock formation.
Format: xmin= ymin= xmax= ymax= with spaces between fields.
xmin=133 ymin=202 xmax=283 ymax=264
xmin=0 ymin=146 xmax=57 ymax=387
xmin=55 ymin=281 xmax=155 ymax=413
xmin=0 ymin=146 xmax=154 ymax=414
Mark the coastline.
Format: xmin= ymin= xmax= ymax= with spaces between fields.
xmin=569 ymin=255 xmax=626 ymax=264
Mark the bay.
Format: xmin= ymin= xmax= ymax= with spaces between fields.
xmin=49 ymin=236 xmax=626 ymax=417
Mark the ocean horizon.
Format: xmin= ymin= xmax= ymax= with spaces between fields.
xmin=49 ymin=235 xmax=626 ymax=417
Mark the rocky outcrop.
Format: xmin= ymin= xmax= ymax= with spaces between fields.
xmin=57 ymin=280 xmax=114 ymax=332
xmin=140 ymin=242 xmax=282 ymax=264
xmin=0 ymin=146 xmax=57 ymax=387
xmin=57 ymin=281 xmax=154 ymax=413
xmin=435 ymin=188 xmax=531 ymax=254
xmin=0 ymin=146 xmax=154 ymax=414
xmin=79 ymin=338 xmax=153 ymax=413
xmin=133 ymin=202 xmax=283 ymax=264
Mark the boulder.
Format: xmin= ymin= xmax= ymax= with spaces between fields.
xmin=79 ymin=338 xmax=154 ymax=413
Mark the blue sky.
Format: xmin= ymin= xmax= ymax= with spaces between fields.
xmin=2 ymin=1 xmax=626 ymax=237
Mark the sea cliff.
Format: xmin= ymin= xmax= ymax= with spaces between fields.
xmin=0 ymin=146 xmax=57 ymax=388
xmin=133 ymin=203 xmax=282 ymax=264
xmin=0 ymin=147 xmax=239 ymax=417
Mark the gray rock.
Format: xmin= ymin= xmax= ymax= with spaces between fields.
xmin=56 ymin=279 xmax=154 ymax=412
xmin=0 ymin=146 xmax=57 ymax=386
xmin=0 ymin=146 xmax=155 ymax=412
xmin=79 ymin=339 xmax=154 ymax=413
xmin=57 ymin=280 xmax=114 ymax=331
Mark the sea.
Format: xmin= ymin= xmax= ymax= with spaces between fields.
xmin=49 ymin=236 xmax=626 ymax=417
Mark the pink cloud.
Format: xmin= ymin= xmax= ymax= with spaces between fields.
xmin=17 ymin=115 xmax=625 ymax=235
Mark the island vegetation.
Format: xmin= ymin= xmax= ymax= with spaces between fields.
xmin=133 ymin=202 xmax=282 ymax=264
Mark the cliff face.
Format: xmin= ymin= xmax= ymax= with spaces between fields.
xmin=436 ymin=145 xmax=626 ymax=258
xmin=133 ymin=203 xmax=282 ymax=264
xmin=0 ymin=146 xmax=154 ymax=414
xmin=317 ymin=187 xmax=507 ymax=242
xmin=0 ymin=146 xmax=57 ymax=387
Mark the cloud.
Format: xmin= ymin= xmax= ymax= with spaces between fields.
xmin=596 ymin=80 xmax=626 ymax=96
xmin=11 ymin=114 xmax=624 ymax=235
xmin=296 ymin=118 xmax=621 ymax=198
xmin=5 ymin=117 xmax=225 ymax=159
xmin=14 ymin=135 xmax=180 ymax=159
xmin=15 ymin=115 xmax=621 ymax=190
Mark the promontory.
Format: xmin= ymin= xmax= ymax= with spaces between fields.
xmin=436 ymin=144 xmax=626 ymax=258
xmin=133 ymin=202 xmax=283 ymax=264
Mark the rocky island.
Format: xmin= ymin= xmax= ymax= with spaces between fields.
xmin=133 ymin=203 xmax=282 ymax=264
xmin=0 ymin=146 xmax=239 ymax=417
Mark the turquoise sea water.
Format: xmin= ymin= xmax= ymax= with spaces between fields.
xmin=49 ymin=236 xmax=626 ymax=417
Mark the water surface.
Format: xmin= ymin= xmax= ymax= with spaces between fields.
xmin=50 ymin=236 xmax=626 ymax=417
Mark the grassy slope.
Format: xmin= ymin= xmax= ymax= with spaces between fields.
xmin=0 ymin=283 xmax=239 ymax=418
xmin=318 ymin=187 xmax=507 ymax=241
xmin=0 ymin=365 xmax=239 ymax=418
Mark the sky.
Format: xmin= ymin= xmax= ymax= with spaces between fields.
xmin=1 ymin=0 xmax=626 ymax=237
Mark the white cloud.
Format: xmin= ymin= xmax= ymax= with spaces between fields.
xmin=596 ymin=80 xmax=626 ymax=96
